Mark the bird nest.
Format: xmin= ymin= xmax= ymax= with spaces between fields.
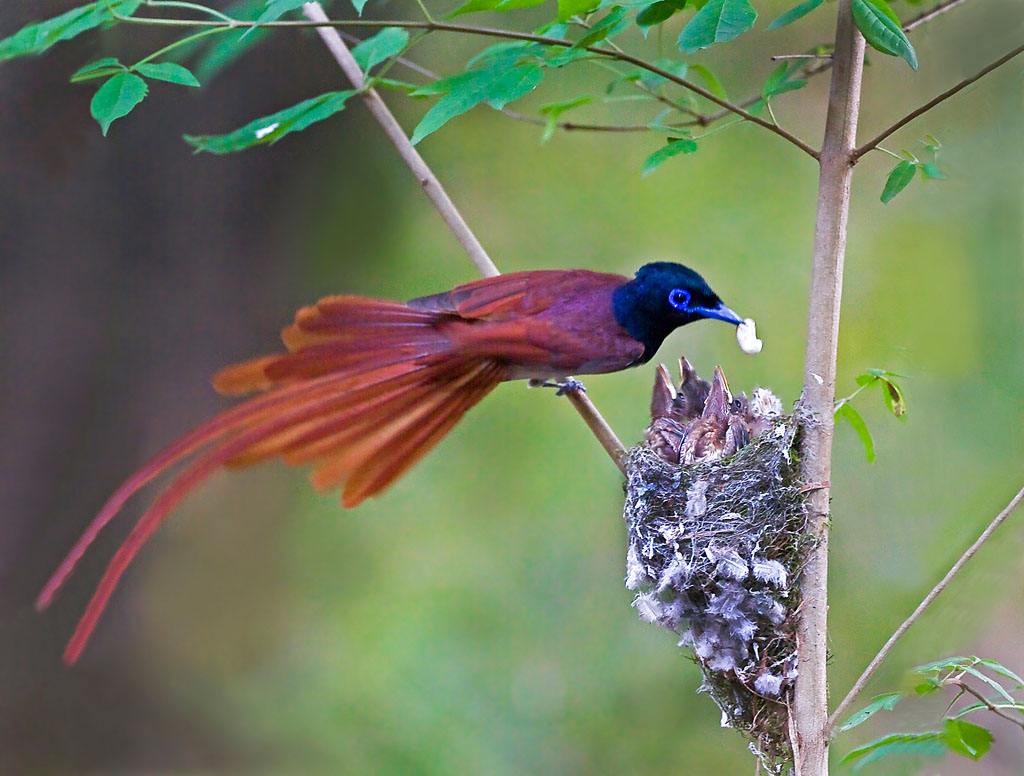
xmin=623 ymin=359 xmax=810 ymax=773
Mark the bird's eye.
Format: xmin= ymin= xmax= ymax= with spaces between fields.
xmin=668 ymin=288 xmax=692 ymax=312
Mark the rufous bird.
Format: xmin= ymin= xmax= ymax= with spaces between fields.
xmin=38 ymin=261 xmax=747 ymax=664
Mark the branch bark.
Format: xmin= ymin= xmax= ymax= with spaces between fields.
xmin=793 ymin=2 xmax=865 ymax=773
xmin=301 ymin=2 xmax=628 ymax=472
xmin=827 ymin=483 xmax=1024 ymax=733
xmin=853 ymin=43 xmax=1024 ymax=160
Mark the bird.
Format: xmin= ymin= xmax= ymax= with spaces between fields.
xmin=645 ymin=359 xmax=783 ymax=466
xmin=37 ymin=261 xmax=746 ymax=664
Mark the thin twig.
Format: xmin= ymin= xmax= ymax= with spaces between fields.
xmin=302 ymin=3 xmax=628 ymax=471
xmin=827 ymin=483 xmax=1024 ymax=734
xmin=952 ymin=682 xmax=1024 ymax=732
xmin=903 ymin=0 xmax=971 ymax=32
xmin=111 ymin=9 xmax=819 ymax=158
xmin=853 ymin=43 xmax=1024 ymax=160
xmin=771 ymin=54 xmax=832 ymax=61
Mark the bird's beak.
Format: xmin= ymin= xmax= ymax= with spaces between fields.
xmin=697 ymin=302 xmax=744 ymax=326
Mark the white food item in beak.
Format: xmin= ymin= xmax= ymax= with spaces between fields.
xmin=736 ymin=318 xmax=763 ymax=354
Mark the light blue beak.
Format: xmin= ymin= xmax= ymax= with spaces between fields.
xmin=695 ymin=301 xmax=744 ymax=326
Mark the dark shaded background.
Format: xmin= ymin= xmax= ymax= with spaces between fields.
xmin=2 ymin=1 xmax=1022 ymax=773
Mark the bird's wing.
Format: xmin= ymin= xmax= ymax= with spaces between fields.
xmin=408 ymin=269 xmax=629 ymax=322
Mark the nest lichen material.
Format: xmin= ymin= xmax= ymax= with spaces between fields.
xmin=623 ymin=359 xmax=809 ymax=772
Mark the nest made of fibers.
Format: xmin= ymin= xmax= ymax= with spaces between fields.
xmin=624 ymin=399 xmax=809 ymax=773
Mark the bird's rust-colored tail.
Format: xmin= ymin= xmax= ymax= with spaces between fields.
xmin=38 ymin=296 xmax=506 ymax=664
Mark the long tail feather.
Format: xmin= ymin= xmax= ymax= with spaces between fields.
xmin=44 ymin=295 xmax=509 ymax=663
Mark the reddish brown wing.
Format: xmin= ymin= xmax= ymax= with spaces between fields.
xmin=408 ymin=269 xmax=629 ymax=322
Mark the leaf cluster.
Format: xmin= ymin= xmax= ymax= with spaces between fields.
xmin=839 ymin=655 xmax=1024 ymax=770
xmin=834 ymin=368 xmax=907 ymax=463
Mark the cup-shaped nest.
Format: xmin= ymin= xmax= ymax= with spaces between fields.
xmin=623 ymin=358 xmax=809 ymax=772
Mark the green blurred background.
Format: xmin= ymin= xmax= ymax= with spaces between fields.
xmin=1 ymin=0 xmax=1021 ymax=773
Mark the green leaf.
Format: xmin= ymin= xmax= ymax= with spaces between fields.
xmin=678 ymin=0 xmax=757 ymax=53
xmin=839 ymin=692 xmax=904 ymax=733
xmin=90 ymin=72 xmax=148 ymax=136
xmin=977 ymin=657 xmax=1024 ymax=688
xmin=71 ymin=57 xmax=125 ymax=83
xmin=836 ymin=402 xmax=875 ymax=462
xmin=863 ymin=367 xmax=905 ymax=380
xmin=575 ymin=7 xmax=629 ymax=47
xmin=942 ymin=718 xmax=993 ymax=761
xmin=880 ymin=378 xmax=906 ymax=419
xmin=546 ymin=47 xmax=595 ymax=67
xmin=369 ymin=77 xmax=420 ymax=93
xmin=539 ymin=95 xmax=592 ymax=142
xmin=184 ymin=90 xmax=356 ymax=153
xmin=688 ymin=63 xmax=728 ymax=99
xmin=411 ymin=65 xmax=543 ymax=145
xmin=135 ymin=62 xmax=201 ymax=87
xmin=351 ymin=27 xmax=409 ymax=73
xmin=450 ymin=0 xmax=547 ymax=17
xmin=0 ymin=1 xmax=141 ymax=62
xmin=641 ymin=137 xmax=698 ymax=177
xmin=962 ymin=666 xmax=1016 ymax=704
xmin=914 ymin=678 xmax=943 ymax=695
xmin=558 ymin=0 xmax=601 ymax=21
xmin=851 ymin=0 xmax=918 ymax=70
xmin=920 ymin=162 xmax=947 ymax=180
xmin=767 ymin=0 xmax=824 ymax=30
xmin=635 ymin=58 xmax=690 ymax=91
xmin=761 ymin=62 xmax=807 ymax=99
xmin=841 ymin=731 xmax=947 ymax=770
xmin=881 ymin=160 xmax=916 ymax=203
xmin=466 ymin=41 xmax=543 ymax=69
xmin=914 ymin=656 xmax=972 ymax=675
xmin=252 ymin=0 xmax=306 ymax=28
xmin=352 ymin=0 xmax=370 ymax=14
xmin=636 ymin=0 xmax=686 ymax=29
xmin=193 ymin=0 xmax=269 ymax=82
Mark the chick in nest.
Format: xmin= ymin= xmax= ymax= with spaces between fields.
xmin=645 ymin=358 xmax=782 ymax=465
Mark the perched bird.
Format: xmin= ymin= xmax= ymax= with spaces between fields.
xmin=38 ymin=261 xmax=746 ymax=664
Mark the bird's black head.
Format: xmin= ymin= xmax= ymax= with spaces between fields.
xmin=612 ymin=261 xmax=743 ymax=363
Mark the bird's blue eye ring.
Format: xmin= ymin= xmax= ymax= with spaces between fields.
xmin=668 ymin=288 xmax=692 ymax=312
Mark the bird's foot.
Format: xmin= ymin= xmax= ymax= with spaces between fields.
xmin=529 ymin=377 xmax=587 ymax=396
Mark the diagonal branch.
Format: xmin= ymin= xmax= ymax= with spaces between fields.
xmin=301 ymin=2 xmax=628 ymax=472
xmin=903 ymin=0 xmax=971 ymax=32
xmin=853 ymin=43 xmax=1024 ymax=160
xmin=952 ymin=682 xmax=1024 ymax=732
xmin=827 ymin=483 xmax=1024 ymax=734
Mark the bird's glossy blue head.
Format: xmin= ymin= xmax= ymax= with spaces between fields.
xmin=613 ymin=262 xmax=744 ymax=363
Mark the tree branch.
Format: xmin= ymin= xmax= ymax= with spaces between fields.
xmin=114 ymin=9 xmax=819 ymax=158
xmin=903 ymin=0 xmax=971 ymax=32
xmin=301 ymin=2 xmax=627 ymax=473
xmin=952 ymin=681 xmax=1024 ymax=732
xmin=853 ymin=43 xmax=1024 ymax=160
xmin=827 ymin=483 xmax=1024 ymax=733
xmin=793 ymin=2 xmax=866 ymax=772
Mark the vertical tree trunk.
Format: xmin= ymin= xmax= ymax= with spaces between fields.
xmin=793 ymin=2 xmax=865 ymax=773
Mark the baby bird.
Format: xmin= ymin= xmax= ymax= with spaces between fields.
xmin=645 ymin=361 xmax=783 ymax=465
